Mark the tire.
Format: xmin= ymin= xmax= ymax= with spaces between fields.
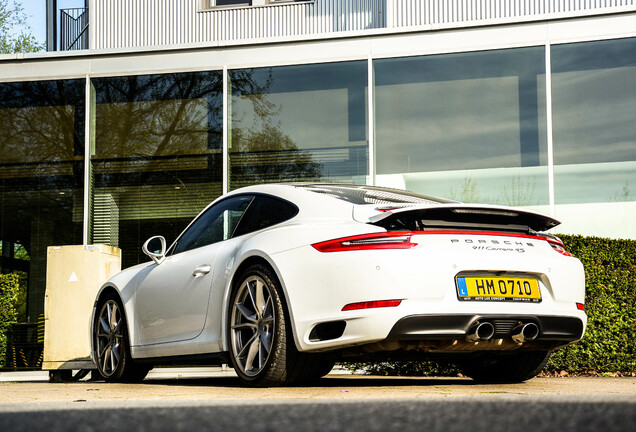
xmin=93 ymin=293 xmax=150 ymax=383
xmin=461 ymin=350 xmax=551 ymax=384
xmin=302 ymin=357 xmax=336 ymax=383
xmin=228 ymin=264 xmax=306 ymax=387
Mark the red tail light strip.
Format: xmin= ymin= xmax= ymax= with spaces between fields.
xmin=312 ymin=232 xmax=417 ymax=252
xmin=312 ymin=230 xmax=565 ymax=252
xmin=342 ymin=300 xmax=402 ymax=311
xmin=312 ymin=230 xmax=572 ymax=254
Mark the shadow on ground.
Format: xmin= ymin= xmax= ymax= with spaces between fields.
xmin=133 ymin=375 xmax=475 ymax=388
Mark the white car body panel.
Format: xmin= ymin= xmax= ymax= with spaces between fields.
xmin=135 ymin=242 xmax=218 ymax=345
xmin=273 ymin=232 xmax=586 ymax=352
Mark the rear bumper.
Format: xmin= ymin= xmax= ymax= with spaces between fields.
xmin=387 ymin=314 xmax=585 ymax=342
xmin=333 ymin=314 xmax=587 ymax=357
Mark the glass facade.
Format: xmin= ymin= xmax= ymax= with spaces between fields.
xmin=551 ymin=38 xmax=636 ymax=237
xmin=92 ymin=72 xmax=223 ymax=268
xmin=228 ymin=61 xmax=368 ymax=190
xmin=0 ymin=79 xmax=85 ymax=320
xmin=1 ymin=36 xmax=635 ymax=329
xmin=374 ymin=47 xmax=548 ymax=209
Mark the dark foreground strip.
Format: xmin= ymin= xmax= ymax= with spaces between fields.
xmin=0 ymin=399 xmax=634 ymax=432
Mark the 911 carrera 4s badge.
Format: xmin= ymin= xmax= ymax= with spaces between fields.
xmin=456 ymin=276 xmax=542 ymax=302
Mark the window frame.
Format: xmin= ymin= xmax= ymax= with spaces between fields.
xmin=200 ymin=0 xmax=314 ymax=11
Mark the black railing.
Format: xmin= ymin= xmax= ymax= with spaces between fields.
xmin=60 ymin=7 xmax=89 ymax=51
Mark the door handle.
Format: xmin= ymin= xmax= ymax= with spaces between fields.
xmin=193 ymin=265 xmax=211 ymax=277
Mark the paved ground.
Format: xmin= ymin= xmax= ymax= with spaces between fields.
xmin=0 ymin=368 xmax=635 ymax=403
xmin=1 ymin=397 xmax=636 ymax=432
xmin=1 ymin=369 xmax=635 ymax=432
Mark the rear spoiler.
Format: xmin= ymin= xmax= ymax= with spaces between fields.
xmin=357 ymin=204 xmax=560 ymax=233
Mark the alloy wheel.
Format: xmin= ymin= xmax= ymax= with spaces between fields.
xmin=230 ymin=275 xmax=275 ymax=377
xmin=95 ymin=299 xmax=124 ymax=377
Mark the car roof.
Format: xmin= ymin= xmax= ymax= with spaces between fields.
xmin=228 ymin=183 xmax=452 ymax=206
xmin=288 ymin=183 xmax=453 ymax=205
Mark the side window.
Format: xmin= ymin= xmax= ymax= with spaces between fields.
xmin=172 ymin=195 xmax=254 ymax=255
xmin=233 ymin=195 xmax=298 ymax=238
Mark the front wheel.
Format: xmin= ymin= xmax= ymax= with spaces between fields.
xmin=460 ymin=350 xmax=551 ymax=383
xmin=228 ymin=264 xmax=306 ymax=387
xmin=93 ymin=293 xmax=150 ymax=383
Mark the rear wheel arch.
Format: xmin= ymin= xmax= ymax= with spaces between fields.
xmin=226 ymin=259 xmax=338 ymax=386
xmin=224 ymin=255 xmax=300 ymax=351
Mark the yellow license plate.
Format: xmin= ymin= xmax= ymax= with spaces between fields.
xmin=456 ymin=276 xmax=541 ymax=303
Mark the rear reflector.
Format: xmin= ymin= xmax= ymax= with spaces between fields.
xmin=342 ymin=300 xmax=402 ymax=311
xmin=576 ymin=303 xmax=585 ymax=311
xmin=312 ymin=232 xmax=417 ymax=252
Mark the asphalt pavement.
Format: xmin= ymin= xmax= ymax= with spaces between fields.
xmin=0 ymin=369 xmax=635 ymax=432
xmin=1 ymin=396 xmax=635 ymax=432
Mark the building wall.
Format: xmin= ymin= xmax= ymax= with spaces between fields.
xmin=387 ymin=0 xmax=636 ymax=27
xmin=88 ymin=0 xmax=636 ymax=49
xmin=1 ymin=11 xmax=635 ymax=320
xmin=90 ymin=0 xmax=386 ymax=49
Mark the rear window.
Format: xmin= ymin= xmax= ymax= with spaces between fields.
xmin=293 ymin=184 xmax=452 ymax=205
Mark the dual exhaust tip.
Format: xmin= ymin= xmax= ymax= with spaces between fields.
xmin=465 ymin=321 xmax=539 ymax=343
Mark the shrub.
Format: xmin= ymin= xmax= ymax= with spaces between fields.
xmin=545 ymin=235 xmax=636 ymax=373
xmin=0 ymin=274 xmax=20 ymax=369
xmin=347 ymin=235 xmax=636 ymax=376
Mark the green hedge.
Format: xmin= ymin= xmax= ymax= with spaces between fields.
xmin=0 ymin=274 xmax=20 ymax=369
xmin=545 ymin=235 xmax=636 ymax=373
xmin=348 ymin=235 xmax=636 ymax=376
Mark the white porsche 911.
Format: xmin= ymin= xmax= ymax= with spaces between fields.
xmin=91 ymin=183 xmax=586 ymax=386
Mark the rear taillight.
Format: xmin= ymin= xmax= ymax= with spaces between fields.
xmin=342 ymin=300 xmax=402 ymax=311
xmin=576 ymin=303 xmax=585 ymax=311
xmin=312 ymin=232 xmax=417 ymax=252
xmin=547 ymin=238 xmax=572 ymax=257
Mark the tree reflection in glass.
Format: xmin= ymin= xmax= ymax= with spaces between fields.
xmin=0 ymin=79 xmax=85 ymax=319
xmin=229 ymin=62 xmax=368 ymax=190
xmin=93 ymin=72 xmax=224 ymax=267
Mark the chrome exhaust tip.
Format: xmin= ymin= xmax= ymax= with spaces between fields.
xmin=466 ymin=322 xmax=495 ymax=343
xmin=512 ymin=322 xmax=539 ymax=343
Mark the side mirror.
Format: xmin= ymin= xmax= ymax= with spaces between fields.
xmin=142 ymin=236 xmax=166 ymax=265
